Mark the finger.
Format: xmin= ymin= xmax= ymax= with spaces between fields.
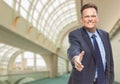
xmin=75 ymin=61 xmax=84 ymax=69
xmin=74 ymin=56 xmax=84 ymax=68
xmin=74 ymin=60 xmax=82 ymax=67
xmin=75 ymin=64 xmax=84 ymax=71
xmin=74 ymin=54 xmax=84 ymax=71
xmin=78 ymin=66 xmax=84 ymax=71
xmin=79 ymin=51 xmax=85 ymax=61
xmin=75 ymin=51 xmax=85 ymax=71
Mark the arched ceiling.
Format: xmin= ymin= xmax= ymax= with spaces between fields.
xmin=3 ymin=0 xmax=78 ymax=43
xmin=2 ymin=0 xmax=120 ymax=41
xmin=0 ymin=0 xmax=120 ymax=57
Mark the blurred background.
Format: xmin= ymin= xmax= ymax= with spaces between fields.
xmin=0 ymin=0 xmax=120 ymax=84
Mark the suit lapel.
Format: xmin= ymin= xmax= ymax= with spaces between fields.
xmin=79 ymin=28 xmax=108 ymax=69
xmin=97 ymin=30 xmax=108 ymax=64
xmin=80 ymin=28 xmax=96 ymax=62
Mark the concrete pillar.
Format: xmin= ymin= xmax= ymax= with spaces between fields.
xmin=49 ymin=53 xmax=58 ymax=77
xmin=43 ymin=53 xmax=58 ymax=78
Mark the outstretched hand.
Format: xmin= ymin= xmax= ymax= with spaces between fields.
xmin=73 ymin=51 xmax=85 ymax=71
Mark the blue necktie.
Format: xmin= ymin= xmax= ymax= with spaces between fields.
xmin=92 ymin=34 xmax=106 ymax=84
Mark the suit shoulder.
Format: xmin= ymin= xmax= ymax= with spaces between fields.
xmin=98 ymin=29 xmax=108 ymax=34
xmin=98 ymin=28 xmax=108 ymax=33
xmin=69 ymin=28 xmax=82 ymax=35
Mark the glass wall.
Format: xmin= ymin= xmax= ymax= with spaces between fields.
xmin=0 ymin=42 xmax=47 ymax=75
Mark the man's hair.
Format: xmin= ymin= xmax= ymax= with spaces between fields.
xmin=80 ymin=3 xmax=98 ymax=14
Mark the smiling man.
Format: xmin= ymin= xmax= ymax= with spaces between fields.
xmin=67 ymin=3 xmax=114 ymax=84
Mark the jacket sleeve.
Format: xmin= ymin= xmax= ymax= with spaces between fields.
xmin=67 ymin=32 xmax=82 ymax=65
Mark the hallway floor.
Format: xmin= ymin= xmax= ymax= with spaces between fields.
xmin=26 ymin=73 xmax=119 ymax=84
xmin=26 ymin=74 xmax=69 ymax=84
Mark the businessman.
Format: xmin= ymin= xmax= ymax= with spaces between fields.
xmin=67 ymin=3 xmax=114 ymax=84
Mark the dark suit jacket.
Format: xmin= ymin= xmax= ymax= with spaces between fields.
xmin=67 ymin=27 xmax=114 ymax=84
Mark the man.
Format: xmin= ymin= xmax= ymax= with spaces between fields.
xmin=67 ymin=3 xmax=114 ymax=84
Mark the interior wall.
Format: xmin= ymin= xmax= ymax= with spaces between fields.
xmin=111 ymin=28 xmax=120 ymax=83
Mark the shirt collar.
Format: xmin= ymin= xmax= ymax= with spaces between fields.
xmin=85 ymin=29 xmax=98 ymax=38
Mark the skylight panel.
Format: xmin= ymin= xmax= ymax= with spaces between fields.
xmin=15 ymin=2 xmax=19 ymax=11
xmin=44 ymin=13 xmax=49 ymax=20
xmin=21 ymin=0 xmax=30 ymax=11
xmin=36 ymin=1 xmax=43 ymax=12
xmin=69 ymin=3 xmax=75 ymax=9
xmin=59 ymin=0 xmax=66 ymax=4
xmin=41 ymin=0 xmax=48 ymax=5
xmin=53 ymin=0 xmax=59 ymax=8
xmin=32 ymin=19 xmax=37 ymax=27
xmin=33 ymin=10 xmax=39 ymax=20
xmin=20 ymin=8 xmax=27 ymax=19
xmin=3 ymin=0 xmax=13 ymax=8
xmin=47 ymin=5 xmax=54 ymax=14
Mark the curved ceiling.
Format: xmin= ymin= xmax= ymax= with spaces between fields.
xmin=2 ymin=0 xmax=120 ymax=43
xmin=1 ymin=0 xmax=120 ymax=59
xmin=3 ymin=0 xmax=78 ymax=43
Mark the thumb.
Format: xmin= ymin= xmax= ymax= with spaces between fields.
xmin=79 ymin=51 xmax=85 ymax=61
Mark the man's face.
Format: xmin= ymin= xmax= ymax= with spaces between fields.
xmin=81 ymin=8 xmax=99 ymax=30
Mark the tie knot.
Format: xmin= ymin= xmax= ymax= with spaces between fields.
xmin=91 ymin=34 xmax=96 ymax=39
